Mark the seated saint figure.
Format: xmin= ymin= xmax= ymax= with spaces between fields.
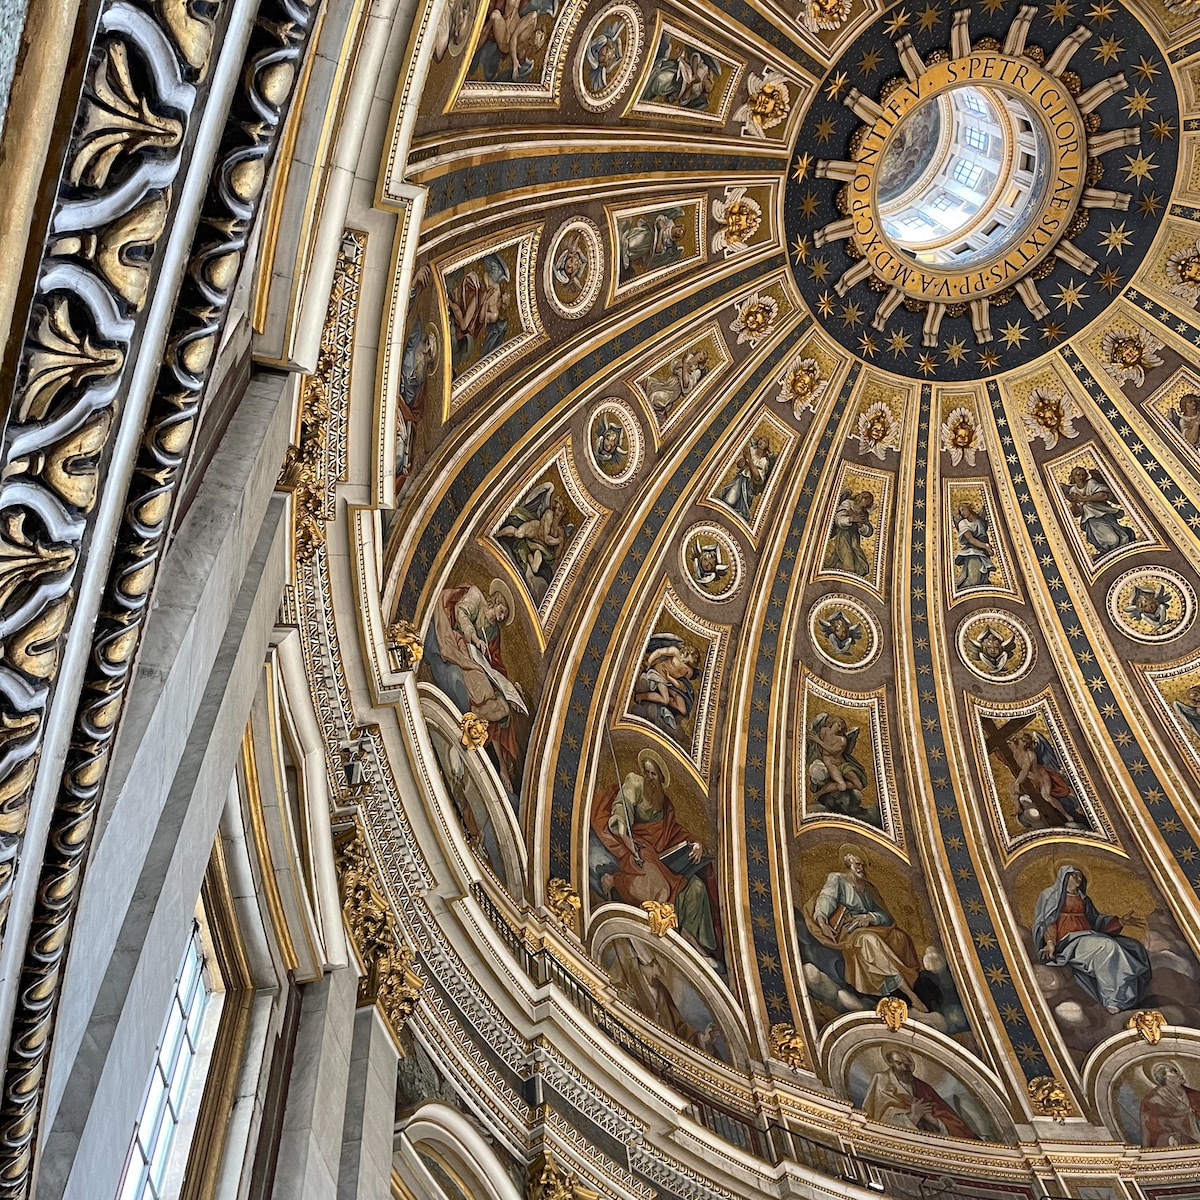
xmin=592 ymin=749 xmax=722 ymax=963
xmin=810 ymin=847 xmax=928 ymax=1013
xmin=1032 ymin=864 xmax=1151 ymax=1014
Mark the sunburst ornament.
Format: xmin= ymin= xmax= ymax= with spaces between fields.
xmin=777 ymin=354 xmax=828 ymax=415
xmin=939 ymin=407 xmax=984 ymax=466
xmin=735 ymin=69 xmax=792 ymax=137
xmin=1023 ymin=388 xmax=1082 ymax=450
xmin=730 ymin=292 xmax=780 ymax=346
xmin=711 ymin=189 xmax=763 ymax=254
xmin=856 ymin=400 xmax=902 ymax=458
xmin=1098 ymin=327 xmax=1164 ymax=387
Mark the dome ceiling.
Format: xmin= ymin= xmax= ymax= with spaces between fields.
xmin=381 ymin=0 xmax=1200 ymax=1180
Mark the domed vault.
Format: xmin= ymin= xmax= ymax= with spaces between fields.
xmin=362 ymin=0 xmax=1200 ymax=1190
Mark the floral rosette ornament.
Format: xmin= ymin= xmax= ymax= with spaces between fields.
xmin=777 ymin=353 xmax=828 ymax=416
xmin=800 ymin=0 xmax=852 ymax=31
xmin=1099 ymin=327 xmax=1164 ymax=388
xmin=1166 ymin=238 xmax=1200 ymax=304
xmin=856 ymin=400 xmax=902 ymax=458
xmin=734 ymin=69 xmax=791 ymax=138
xmin=1023 ymin=387 xmax=1081 ymax=450
xmin=711 ymin=188 xmax=763 ymax=254
xmin=939 ymin=406 xmax=984 ymax=466
xmin=730 ymin=291 xmax=779 ymax=346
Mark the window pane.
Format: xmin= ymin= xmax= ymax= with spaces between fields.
xmin=114 ymin=927 xmax=212 ymax=1200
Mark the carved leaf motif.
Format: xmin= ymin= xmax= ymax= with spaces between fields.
xmin=19 ymin=298 xmax=123 ymax=423
xmin=5 ymin=595 xmax=72 ymax=681
xmin=70 ymin=40 xmax=183 ymax=190
xmin=94 ymin=191 xmax=170 ymax=310
xmin=0 ymin=512 xmax=76 ymax=614
xmin=38 ymin=410 xmax=114 ymax=512
xmin=156 ymin=0 xmax=216 ymax=73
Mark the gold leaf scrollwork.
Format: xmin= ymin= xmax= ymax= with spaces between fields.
xmin=5 ymin=594 xmax=72 ymax=682
xmin=70 ymin=40 xmax=184 ymax=190
xmin=156 ymin=0 xmax=217 ymax=73
xmin=19 ymin=298 xmax=123 ymax=423
xmin=334 ymin=821 xmax=424 ymax=1043
xmin=86 ymin=191 xmax=171 ymax=311
xmin=641 ymin=899 xmax=677 ymax=937
xmin=528 ymin=1153 xmax=600 ymax=1200
xmin=546 ymin=877 xmax=581 ymax=933
xmin=768 ymin=1022 xmax=808 ymax=1071
xmin=875 ymin=995 xmax=908 ymax=1031
xmin=387 ymin=619 xmax=424 ymax=671
xmin=1128 ymin=1009 xmax=1168 ymax=1045
xmin=1027 ymin=1075 xmax=1073 ymax=1122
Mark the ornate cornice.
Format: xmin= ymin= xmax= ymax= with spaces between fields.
xmin=335 ymin=819 xmax=424 ymax=1043
xmin=278 ymin=230 xmax=364 ymax=560
xmin=0 ymin=0 xmax=320 ymax=1192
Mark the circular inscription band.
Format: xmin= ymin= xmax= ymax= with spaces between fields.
xmin=850 ymin=52 xmax=1085 ymax=302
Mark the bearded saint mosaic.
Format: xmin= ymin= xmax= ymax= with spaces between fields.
xmin=1114 ymin=1055 xmax=1200 ymax=1147
xmin=590 ymin=747 xmax=724 ymax=971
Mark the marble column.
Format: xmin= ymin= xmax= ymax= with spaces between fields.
xmin=338 ymin=1007 xmax=400 ymax=1200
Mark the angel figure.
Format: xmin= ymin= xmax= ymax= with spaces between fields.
xmin=619 ymin=208 xmax=686 ymax=276
xmin=1174 ymin=683 xmax=1200 ymax=741
xmin=1007 ymin=731 xmax=1081 ymax=830
xmin=593 ymin=415 xmax=628 ymax=472
xmin=641 ymin=35 xmax=721 ymax=110
xmin=1166 ymin=239 xmax=1200 ymax=307
xmin=496 ymin=482 xmax=574 ymax=603
xmin=644 ymin=349 xmax=709 ymax=421
xmin=718 ymin=435 xmax=774 ymax=522
xmin=552 ymin=230 xmax=589 ymax=299
xmin=807 ymin=713 xmax=869 ymax=818
xmin=966 ymin=625 xmax=1016 ymax=675
xmin=1125 ymin=582 xmax=1173 ymax=628
xmin=1062 ymin=466 xmax=1136 ymax=557
xmin=447 ymin=252 xmax=510 ymax=370
xmin=630 ymin=634 xmax=701 ymax=742
xmin=818 ymin=610 xmax=861 ymax=656
xmin=583 ymin=15 xmax=627 ymax=93
xmin=690 ymin=540 xmax=729 ymax=588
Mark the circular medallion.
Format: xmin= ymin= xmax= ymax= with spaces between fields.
xmin=808 ymin=594 xmax=881 ymax=671
xmin=543 ymin=218 xmax=604 ymax=319
xmin=956 ymin=610 xmax=1035 ymax=682
xmin=585 ymin=399 xmax=643 ymax=486
xmin=785 ymin=0 xmax=1178 ymax=381
xmin=1107 ymin=567 xmax=1196 ymax=643
xmin=849 ymin=56 xmax=1083 ymax=304
xmin=681 ymin=524 xmax=742 ymax=602
xmin=573 ymin=2 xmax=644 ymax=113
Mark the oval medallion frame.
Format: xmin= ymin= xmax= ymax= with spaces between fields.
xmin=807 ymin=593 xmax=881 ymax=672
xmin=681 ymin=523 xmax=743 ymax=602
xmin=955 ymin=609 xmax=1036 ymax=683
xmin=585 ymin=398 xmax=644 ymax=487
xmin=543 ymin=217 xmax=605 ymax=320
xmin=573 ymin=2 xmax=645 ymax=113
xmin=1107 ymin=566 xmax=1196 ymax=644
